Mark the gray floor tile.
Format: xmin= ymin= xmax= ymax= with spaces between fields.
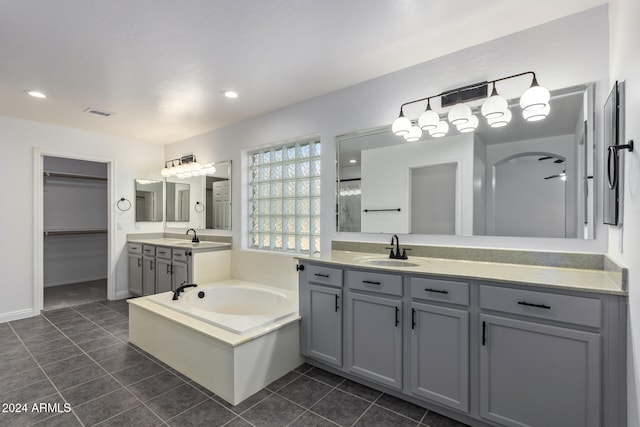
xmin=241 ymin=394 xmax=305 ymax=427
xmin=0 ymin=356 xmax=39 ymax=380
xmin=375 ymin=395 xmax=427 ymax=422
xmin=0 ymin=368 xmax=47 ymax=395
xmin=356 ymin=405 xmax=419 ymax=426
xmin=277 ymin=375 xmax=332 ymax=408
xmin=31 ymin=411 xmax=82 ymax=426
xmin=9 ymin=316 xmax=52 ymax=331
xmin=189 ymin=381 xmax=216 ymax=397
xmin=216 ymin=388 xmax=272 ymax=414
xmin=112 ymin=358 xmax=166 ymax=386
xmin=19 ymin=330 xmax=65 ymax=346
xmin=337 ymin=379 xmax=383 ymax=402
xmin=293 ymin=363 xmax=315 ymax=374
xmin=311 ymin=390 xmax=371 ymax=427
xmin=32 ymin=344 xmax=83 ymax=365
xmin=25 ymin=336 xmax=74 ymax=355
xmin=222 ymin=417 xmax=253 ymax=426
xmin=167 ymin=399 xmax=235 ymax=427
xmin=76 ymin=334 xmax=121 ymax=352
xmin=64 ymin=327 xmax=111 ymax=343
xmin=265 ymin=370 xmax=301 ymax=392
xmin=305 ymin=367 xmax=345 ymax=387
xmin=291 ymin=411 xmax=340 ymax=426
xmin=97 ymin=349 xmax=152 ymax=373
xmin=44 ymin=280 xmax=107 ymax=311
xmin=127 ymin=370 xmax=185 ymax=402
xmin=85 ymin=342 xmax=134 ymax=361
xmin=50 ymin=363 xmax=108 ymax=391
xmin=74 ymin=301 xmax=109 ymax=313
xmin=74 ymin=388 xmax=139 ymax=426
xmin=0 ymin=379 xmax=58 ymax=404
xmin=145 ymin=383 xmax=208 ymax=420
xmin=421 ymin=411 xmax=469 ymax=427
xmin=61 ymin=375 xmax=122 ymax=406
xmin=83 ymin=310 xmax=125 ymax=324
xmin=0 ymin=405 xmax=65 ymax=427
xmin=100 ymin=319 xmax=129 ymax=334
xmin=94 ymin=404 xmax=163 ymax=427
xmin=0 ymin=341 xmax=31 ymax=360
xmin=41 ymin=354 xmax=98 ymax=377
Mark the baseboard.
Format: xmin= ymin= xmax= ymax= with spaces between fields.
xmin=0 ymin=308 xmax=37 ymax=324
xmin=115 ymin=290 xmax=133 ymax=300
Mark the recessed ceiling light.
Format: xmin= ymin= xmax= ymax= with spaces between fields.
xmin=349 ymin=159 xmax=357 ymax=164
xmin=222 ymin=90 xmax=238 ymax=99
xmin=26 ymin=90 xmax=46 ymax=98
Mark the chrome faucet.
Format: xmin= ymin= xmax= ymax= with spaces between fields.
xmin=387 ymin=234 xmax=410 ymax=259
xmin=186 ymin=228 xmax=199 ymax=243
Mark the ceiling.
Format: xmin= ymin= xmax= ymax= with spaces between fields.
xmin=0 ymin=0 xmax=606 ymax=145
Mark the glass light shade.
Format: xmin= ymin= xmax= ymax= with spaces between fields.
xmin=429 ymin=120 xmax=449 ymax=138
xmin=161 ymin=167 xmax=171 ymax=177
xmin=176 ymin=173 xmax=186 ymax=179
xmin=203 ymin=164 xmax=217 ymax=175
xmin=520 ymin=84 xmax=550 ymax=111
xmin=457 ymin=114 xmax=479 ymax=133
xmin=404 ymin=125 xmax=422 ymax=142
xmin=448 ymin=103 xmax=471 ymax=125
xmin=392 ymin=115 xmax=412 ymax=136
xmin=487 ymin=108 xmax=512 ymax=128
xmin=523 ymin=103 xmax=550 ymax=122
xmin=187 ymin=161 xmax=201 ymax=172
xmin=481 ymin=94 xmax=508 ymax=119
xmin=418 ymin=109 xmax=440 ymax=131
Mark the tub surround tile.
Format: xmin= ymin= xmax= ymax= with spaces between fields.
xmin=310 ymin=389 xmax=371 ymax=426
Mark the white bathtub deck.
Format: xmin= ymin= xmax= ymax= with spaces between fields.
xmin=128 ymin=286 xmax=303 ymax=405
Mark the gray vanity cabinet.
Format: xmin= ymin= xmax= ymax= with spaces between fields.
xmin=409 ymin=278 xmax=469 ymax=412
xmin=127 ymin=243 xmax=143 ymax=296
xmin=142 ymin=245 xmax=156 ymax=296
xmin=345 ymin=270 xmax=403 ymax=390
xmin=155 ymin=247 xmax=173 ymax=293
xmin=172 ymin=250 xmax=191 ymax=290
xmin=479 ymin=285 xmax=602 ymax=427
xmin=300 ymin=263 xmax=344 ymax=367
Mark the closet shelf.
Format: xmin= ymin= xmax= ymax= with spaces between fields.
xmin=44 ymin=171 xmax=107 ymax=181
xmin=44 ymin=230 xmax=108 ymax=236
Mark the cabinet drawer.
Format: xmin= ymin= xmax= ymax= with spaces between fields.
xmin=480 ymin=285 xmax=601 ymax=328
xmin=306 ymin=264 xmax=343 ymax=288
xmin=142 ymin=245 xmax=156 ymax=256
xmin=348 ymin=270 xmax=402 ymax=296
xmin=411 ymin=277 xmax=469 ymax=306
xmin=155 ymin=247 xmax=172 ymax=260
xmin=173 ymin=250 xmax=190 ymax=263
xmin=127 ymin=243 xmax=142 ymax=254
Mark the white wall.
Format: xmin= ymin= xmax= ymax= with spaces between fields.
xmin=608 ymin=0 xmax=640 ymax=424
xmin=165 ymin=6 xmax=609 ymax=254
xmin=0 ymin=116 xmax=164 ymax=321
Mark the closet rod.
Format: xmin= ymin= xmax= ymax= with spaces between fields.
xmin=43 ymin=171 xmax=107 ymax=181
xmin=44 ymin=230 xmax=108 ymax=236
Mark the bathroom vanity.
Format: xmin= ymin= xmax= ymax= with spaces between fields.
xmin=297 ymin=250 xmax=627 ymax=427
xmin=127 ymin=237 xmax=230 ymax=296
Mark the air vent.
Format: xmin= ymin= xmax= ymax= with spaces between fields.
xmin=84 ymin=107 xmax=113 ymax=117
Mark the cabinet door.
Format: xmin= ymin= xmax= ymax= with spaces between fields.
xmin=156 ymin=258 xmax=173 ymax=294
xmin=142 ymin=256 xmax=155 ymax=296
xmin=480 ymin=314 xmax=600 ymax=427
xmin=411 ymin=302 xmax=469 ymax=412
xmin=172 ymin=262 xmax=189 ymax=291
xmin=306 ymin=284 xmax=342 ymax=366
xmin=128 ymin=254 xmax=143 ymax=296
xmin=346 ymin=292 xmax=402 ymax=389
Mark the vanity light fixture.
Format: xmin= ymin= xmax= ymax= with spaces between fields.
xmin=223 ymin=90 xmax=238 ymax=99
xmin=161 ymin=155 xmax=216 ymax=178
xmin=391 ymin=71 xmax=550 ymax=141
xmin=349 ymin=159 xmax=357 ymax=164
xmin=26 ymin=90 xmax=47 ymax=98
xmin=404 ymin=125 xmax=423 ymax=142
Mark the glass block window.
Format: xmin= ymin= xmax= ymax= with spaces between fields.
xmin=248 ymin=138 xmax=321 ymax=254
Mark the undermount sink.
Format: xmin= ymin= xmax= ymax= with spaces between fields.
xmin=358 ymin=258 xmax=421 ymax=267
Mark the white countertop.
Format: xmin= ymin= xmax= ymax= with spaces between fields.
xmin=127 ymin=237 xmax=230 ymax=252
xmin=299 ymin=251 xmax=625 ymax=295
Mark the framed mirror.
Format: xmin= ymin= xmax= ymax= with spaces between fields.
xmin=337 ymin=83 xmax=595 ymax=239
xmin=135 ymin=179 xmax=163 ymax=222
xmin=163 ymin=160 xmax=232 ymax=230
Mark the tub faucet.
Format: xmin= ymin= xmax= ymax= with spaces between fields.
xmin=172 ymin=283 xmax=198 ymax=300
xmin=186 ymin=228 xmax=199 ymax=243
xmin=387 ymin=234 xmax=409 ymax=259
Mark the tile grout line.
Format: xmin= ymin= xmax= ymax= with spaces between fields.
xmin=6 ymin=321 xmax=87 ymax=427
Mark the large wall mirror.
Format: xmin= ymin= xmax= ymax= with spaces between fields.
xmin=337 ymin=83 xmax=596 ymax=239
xmin=164 ymin=160 xmax=232 ymax=230
xmin=135 ymin=179 xmax=163 ymax=222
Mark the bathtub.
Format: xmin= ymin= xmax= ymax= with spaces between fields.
xmin=147 ymin=280 xmax=298 ymax=334
xmin=128 ymin=279 xmax=303 ymax=405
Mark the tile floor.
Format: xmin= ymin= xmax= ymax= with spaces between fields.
xmin=1 ymin=299 xmax=468 ymax=427
xmin=43 ymin=280 xmax=107 ymax=311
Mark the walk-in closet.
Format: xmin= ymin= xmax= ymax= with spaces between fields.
xmin=43 ymin=156 xmax=108 ymax=310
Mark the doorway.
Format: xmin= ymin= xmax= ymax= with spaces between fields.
xmin=41 ymin=156 xmax=109 ymax=310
